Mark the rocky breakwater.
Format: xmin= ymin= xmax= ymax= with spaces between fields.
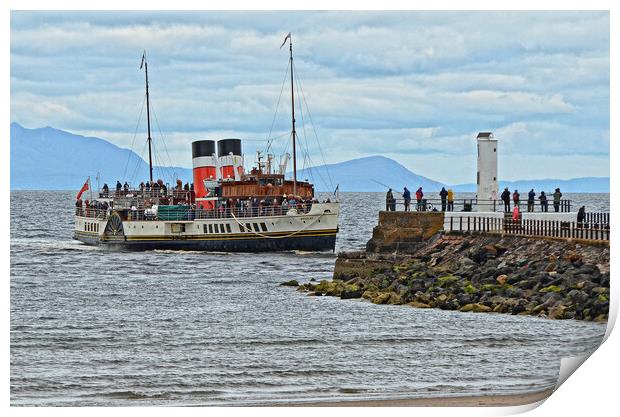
xmin=288 ymin=212 xmax=610 ymax=321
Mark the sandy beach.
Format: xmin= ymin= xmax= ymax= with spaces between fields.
xmin=286 ymin=389 xmax=553 ymax=407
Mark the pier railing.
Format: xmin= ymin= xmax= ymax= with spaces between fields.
xmin=388 ymin=198 xmax=572 ymax=213
xmin=445 ymin=215 xmax=610 ymax=241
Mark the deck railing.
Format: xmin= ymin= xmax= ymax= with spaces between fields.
xmin=445 ymin=215 xmax=610 ymax=241
xmin=75 ymin=202 xmax=316 ymax=222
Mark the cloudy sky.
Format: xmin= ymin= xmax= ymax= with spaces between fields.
xmin=10 ymin=10 xmax=610 ymax=185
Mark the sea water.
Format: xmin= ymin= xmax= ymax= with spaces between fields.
xmin=10 ymin=191 xmax=608 ymax=405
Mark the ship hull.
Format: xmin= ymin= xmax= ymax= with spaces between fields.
xmin=74 ymin=231 xmax=336 ymax=252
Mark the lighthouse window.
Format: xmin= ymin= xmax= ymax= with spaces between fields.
xmin=494 ymin=148 xmax=496 ymax=152
xmin=226 ymin=224 xmax=232 ymax=233
xmin=260 ymin=223 xmax=268 ymax=232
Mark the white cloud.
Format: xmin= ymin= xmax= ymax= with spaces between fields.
xmin=10 ymin=10 xmax=610 ymax=182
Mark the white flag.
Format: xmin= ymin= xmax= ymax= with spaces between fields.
xmin=280 ymin=32 xmax=291 ymax=49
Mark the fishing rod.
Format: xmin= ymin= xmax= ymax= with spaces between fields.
xmin=370 ymin=179 xmax=404 ymax=196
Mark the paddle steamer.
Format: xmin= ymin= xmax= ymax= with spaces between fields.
xmin=73 ymin=34 xmax=339 ymax=251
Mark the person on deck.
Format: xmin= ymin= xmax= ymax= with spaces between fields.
xmin=527 ymin=189 xmax=536 ymax=212
xmin=439 ymin=187 xmax=448 ymax=212
xmin=501 ymin=188 xmax=511 ymax=212
xmin=512 ymin=190 xmax=520 ymax=210
xmin=116 ymin=180 xmax=122 ymax=195
xmin=386 ymin=189 xmax=394 ymax=212
xmin=539 ymin=191 xmax=548 ymax=212
xmin=553 ymin=188 xmax=563 ymax=212
xmin=447 ymin=188 xmax=454 ymax=212
xmin=102 ymin=183 xmax=109 ymax=197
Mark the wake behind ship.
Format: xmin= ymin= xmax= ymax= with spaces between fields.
xmin=73 ymin=34 xmax=340 ymax=252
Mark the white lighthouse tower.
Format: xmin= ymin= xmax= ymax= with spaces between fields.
xmin=476 ymin=132 xmax=498 ymax=212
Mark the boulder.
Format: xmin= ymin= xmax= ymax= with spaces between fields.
xmin=372 ymin=292 xmax=391 ymax=304
xmin=408 ymin=301 xmax=431 ymax=309
xmin=539 ymin=285 xmax=563 ymax=293
xmin=459 ymin=303 xmax=492 ymax=313
xmin=496 ymin=274 xmax=508 ymax=285
xmin=279 ymin=279 xmax=299 ymax=287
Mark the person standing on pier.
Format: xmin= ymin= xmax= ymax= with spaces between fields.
xmin=501 ymin=188 xmax=510 ymax=212
xmin=439 ymin=187 xmax=448 ymax=211
xmin=577 ymin=206 xmax=586 ymax=227
xmin=527 ymin=189 xmax=535 ymax=212
xmin=385 ymin=188 xmax=394 ymax=211
xmin=553 ymin=188 xmax=563 ymax=212
xmin=512 ymin=189 xmax=520 ymax=210
xmin=415 ymin=187 xmax=424 ymax=211
xmin=539 ymin=191 xmax=548 ymax=212
xmin=447 ymin=188 xmax=454 ymax=212
xmin=403 ymin=187 xmax=411 ymax=211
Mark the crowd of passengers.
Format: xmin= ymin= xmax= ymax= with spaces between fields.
xmin=77 ymin=195 xmax=321 ymax=220
xmin=100 ymin=179 xmax=192 ymax=197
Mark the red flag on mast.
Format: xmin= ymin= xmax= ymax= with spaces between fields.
xmin=76 ymin=177 xmax=89 ymax=200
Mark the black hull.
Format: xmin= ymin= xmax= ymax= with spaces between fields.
xmin=74 ymin=234 xmax=336 ymax=252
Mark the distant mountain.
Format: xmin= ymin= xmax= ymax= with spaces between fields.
xmin=294 ymin=155 xmax=446 ymax=192
xmin=10 ymin=123 xmax=609 ymax=193
xmin=452 ymin=177 xmax=609 ymax=193
xmin=10 ymin=122 xmax=192 ymax=190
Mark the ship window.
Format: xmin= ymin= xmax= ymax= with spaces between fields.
xmin=208 ymin=224 xmax=213 ymax=234
xmin=253 ymin=223 xmax=260 ymax=232
xmin=239 ymin=223 xmax=245 ymax=232
xmin=226 ymin=224 xmax=232 ymax=233
xmin=260 ymin=222 xmax=267 ymax=232
xmin=215 ymin=224 xmax=220 ymax=233
xmin=203 ymin=224 xmax=208 ymax=234
xmin=246 ymin=223 xmax=252 ymax=232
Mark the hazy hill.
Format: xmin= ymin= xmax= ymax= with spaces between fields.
xmin=452 ymin=178 xmax=610 ymax=193
xmin=10 ymin=123 xmax=192 ymax=190
xmin=295 ymin=155 xmax=446 ymax=192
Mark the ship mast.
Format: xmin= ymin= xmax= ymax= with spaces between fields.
xmin=140 ymin=50 xmax=154 ymax=183
xmin=282 ymin=33 xmax=297 ymax=196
